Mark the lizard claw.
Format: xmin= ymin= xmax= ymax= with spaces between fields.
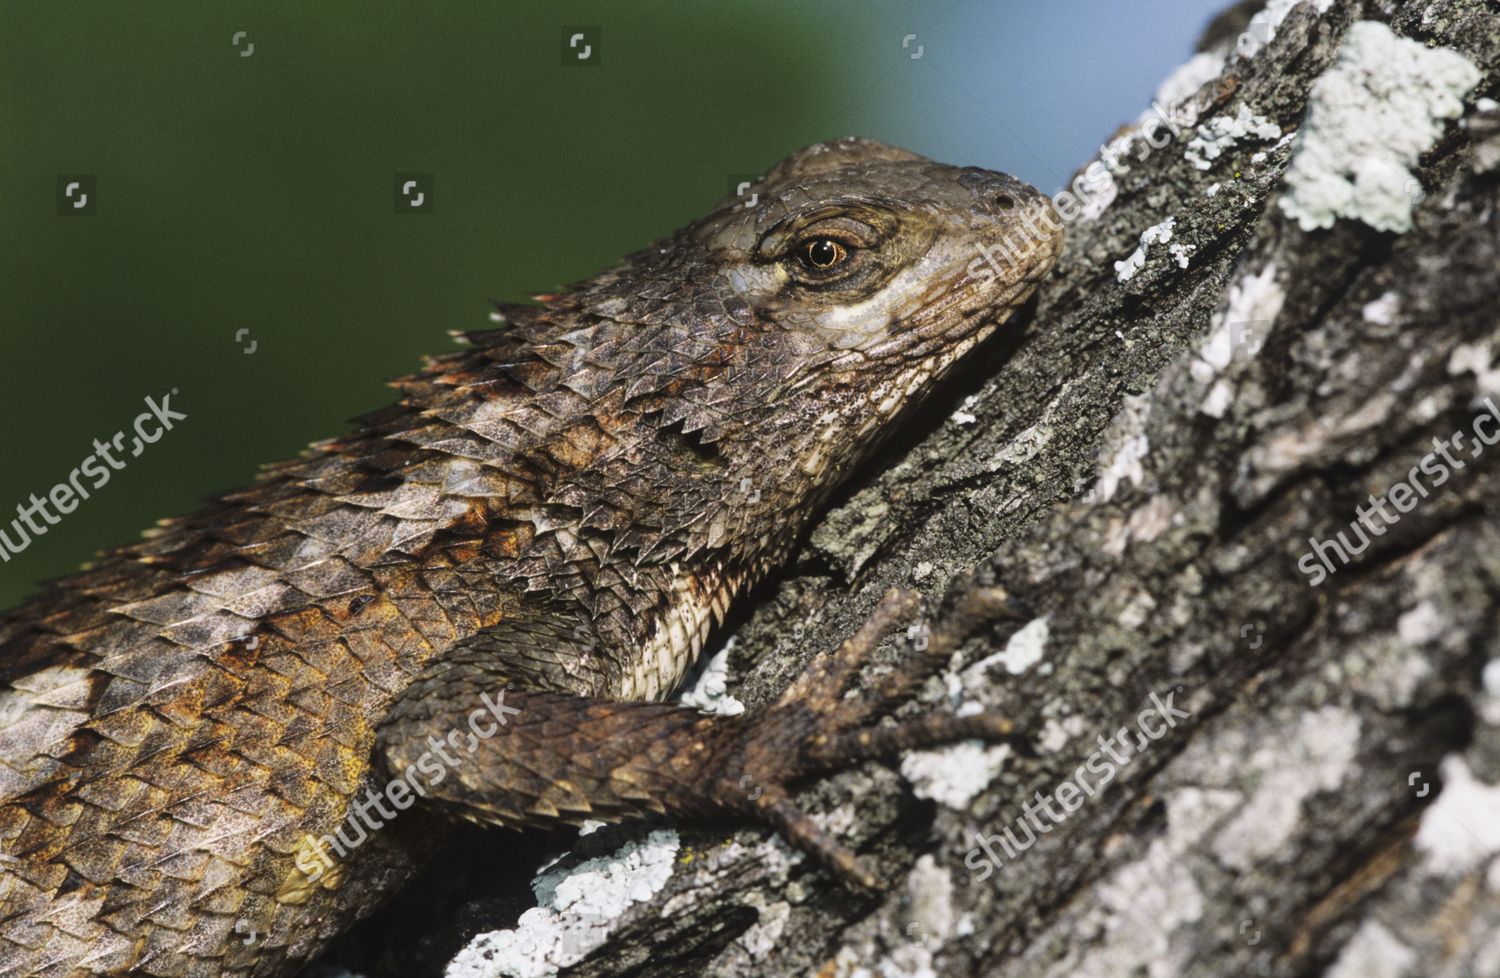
xmin=707 ymin=583 xmax=1029 ymax=888
xmin=752 ymin=785 xmax=885 ymax=891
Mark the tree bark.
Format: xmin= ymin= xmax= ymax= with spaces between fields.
xmin=418 ymin=2 xmax=1500 ymax=975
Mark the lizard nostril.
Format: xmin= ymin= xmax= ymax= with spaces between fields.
xmin=993 ymin=193 xmax=1016 ymax=212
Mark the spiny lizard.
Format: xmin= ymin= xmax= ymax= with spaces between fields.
xmin=0 ymin=138 xmax=1062 ymax=977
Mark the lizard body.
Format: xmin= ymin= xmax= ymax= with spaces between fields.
xmin=0 ymin=138 xmax=1061 ymax=977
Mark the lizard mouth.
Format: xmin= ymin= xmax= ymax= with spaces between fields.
xmin=833 ymin=191 xmax=1064 ymax=369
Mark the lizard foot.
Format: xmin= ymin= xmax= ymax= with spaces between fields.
xmin=704 ymin=585 xmax=1030 ymax=889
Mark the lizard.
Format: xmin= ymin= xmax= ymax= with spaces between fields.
xmin=0 ymin=137 xmax=1063 ymax=978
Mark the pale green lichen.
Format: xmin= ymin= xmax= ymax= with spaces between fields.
xmin=1279 ymin=21 xmax=1480 ymax=233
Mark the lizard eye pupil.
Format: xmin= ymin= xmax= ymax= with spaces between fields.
xmin=799 ymin=237 xmax=849 ymax=271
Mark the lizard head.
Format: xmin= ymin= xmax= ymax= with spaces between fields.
xmin=717 ymin=137 xmax=1062 ymax=368
xmin=712 ymin=136 xmax=1062 ymax=437
xmin=481 ymin=138 xmax=1062 ymax=561
xmin=618 ymin=138 xmax=1061 ymax=507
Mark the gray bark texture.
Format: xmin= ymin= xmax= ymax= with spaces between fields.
xmin=408 ymin=1 xmax=1500 ymax=976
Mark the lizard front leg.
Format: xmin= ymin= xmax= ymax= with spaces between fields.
xmin=374 ymin=586 xmax=1027 ymax=888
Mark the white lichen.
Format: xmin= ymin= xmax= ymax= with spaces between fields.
xmin=1211 ymin=707 xmax=1361 ymax=870
xmin=677 ymin=639 xmax=745 ymax=716
xmin=1199 ymin=380 xmax=1235 ymax=419
xmin=1103 ymin=496 xmax=1180 ymax=556
xmin=1116 ymin=590 xmax=1159 ymax=631
xmin=867 ymin=854 xmax=957 ymax=978
xmin=733 ymin=895 xmax=791 ymax=961
xmin=1115 ymin=218 xmax=1176 ymax=282
xmin=1361 ymin=291 xmax=1400 ymax=325
xmin=1414 ymin=756 xmax=1500 ymax=876
xmin=1234 ymin=0 xmax=1335 ymax=60
xmin=1342 ymin=640 xmax=1433 ymax=712
xmin=1040 ymin=787 xmax=1238 ymax=978
xmin=902 ymin=742 xmax=1011 ymax=810
xmin=938 ymin=616 xmax=1052 ymax=713
xmin=447 ymin=830 xmax=681 ymax=978
xmin=905 ymin=855 xmax=956 ymax=944
xmin=1184 ymin=104 xmax=1282 ymax=170
xmin=1279 ymin=21 xmax=1480 ymax=233
xmin=1191 ymin=262 xmax=1284 ymax=393
xmin=1037 ymin=714 xmax=1087 ymax=754
xmin=996 ymin=616 xmax=1050 ymax=675
xmin=1483 ymin=659 xmax=1500 ymax=728
xmin=1396 ymin=601 xmax=1444 ymax=646
xmin=902 ymin=614 xmax=1050 ymax=807
xmin=1448 ymin=343 xmax=1500 ymax=400
xmin=1095 ymin=395 xmax=1153 ymax=501
xmin=1325 ymin=921 xmax=1417 ymax=978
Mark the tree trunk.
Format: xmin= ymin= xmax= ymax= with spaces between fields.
xmin=423 ymin=2 xmax=1500 ymax=975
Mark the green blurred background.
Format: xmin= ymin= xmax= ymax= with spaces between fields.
xmin=0 ymin=0 xmax=1225 ymax=607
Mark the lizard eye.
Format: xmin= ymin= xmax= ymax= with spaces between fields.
xmin=796 ymin=237 xmax=851 ymax=272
